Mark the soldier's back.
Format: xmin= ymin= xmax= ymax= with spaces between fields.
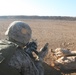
xmin=0 ymin=40 xmax=20 ymax=75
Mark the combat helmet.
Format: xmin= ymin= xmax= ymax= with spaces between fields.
xmin=5 ymin=21 xmax=32 ymax=46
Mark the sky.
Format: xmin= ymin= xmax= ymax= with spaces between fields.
xmin=0 ymin=0 xmax=76 ymax=17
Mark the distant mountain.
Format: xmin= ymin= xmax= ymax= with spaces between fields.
xmin=0 ymin=16 xmax=76 ymax=21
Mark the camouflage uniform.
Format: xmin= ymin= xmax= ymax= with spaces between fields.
xmin=0 ymin=21 xmax=41 ymax=75
xmin=9 ymin=46 xmax=39 ymax=75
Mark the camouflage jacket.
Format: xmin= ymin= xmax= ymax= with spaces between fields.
xmin=0 ymin=40 xmax=42 ymax=75
xmin=9 ymin=47 xmax=40 ymax=75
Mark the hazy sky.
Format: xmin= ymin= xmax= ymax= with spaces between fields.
xmin=0 ymin=0 xmax=76 ymax=16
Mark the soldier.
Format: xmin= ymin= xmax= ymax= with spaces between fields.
xmin=0 ymin=21 xmax=40 ymax=75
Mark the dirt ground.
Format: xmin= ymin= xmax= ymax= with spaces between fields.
xmin=0 ymin=19 xmax=76 ymax=75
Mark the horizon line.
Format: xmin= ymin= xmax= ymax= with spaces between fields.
xmin=0 ymin=15 xmax=76 ymax=17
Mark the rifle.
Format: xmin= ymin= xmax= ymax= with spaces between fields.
xmin=41 ymin=43 xmax=49 ymax=51
xmin=24 ymin=39 xmax=38 ymax=57
xmin=38 ymin=43 xmax=49 ymax=61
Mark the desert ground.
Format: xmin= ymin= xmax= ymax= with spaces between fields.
xmin=0 ymin=19 xmax=76 ymax=75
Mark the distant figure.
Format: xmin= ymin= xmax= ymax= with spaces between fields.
xmin=0 ymin=21 xmax=47 ymax=75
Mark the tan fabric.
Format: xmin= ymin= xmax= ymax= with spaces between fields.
xmin=51 ymin=48 xmax=76 ymax=70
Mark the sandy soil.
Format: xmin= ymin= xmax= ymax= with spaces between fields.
xmin=0 ymin=19 xmax=76 ymax=75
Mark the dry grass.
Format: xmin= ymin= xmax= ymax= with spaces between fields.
xmin=0 ymin=19 xmax=76 ymax=75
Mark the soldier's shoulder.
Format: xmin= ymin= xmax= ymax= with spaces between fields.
xmin=0 ymin=39 xmax=17 ymax=63
xmin=0 ymin=39 xmax=14 ymax=45
xmin=0 ymin=39 xmax=17 ymax=48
